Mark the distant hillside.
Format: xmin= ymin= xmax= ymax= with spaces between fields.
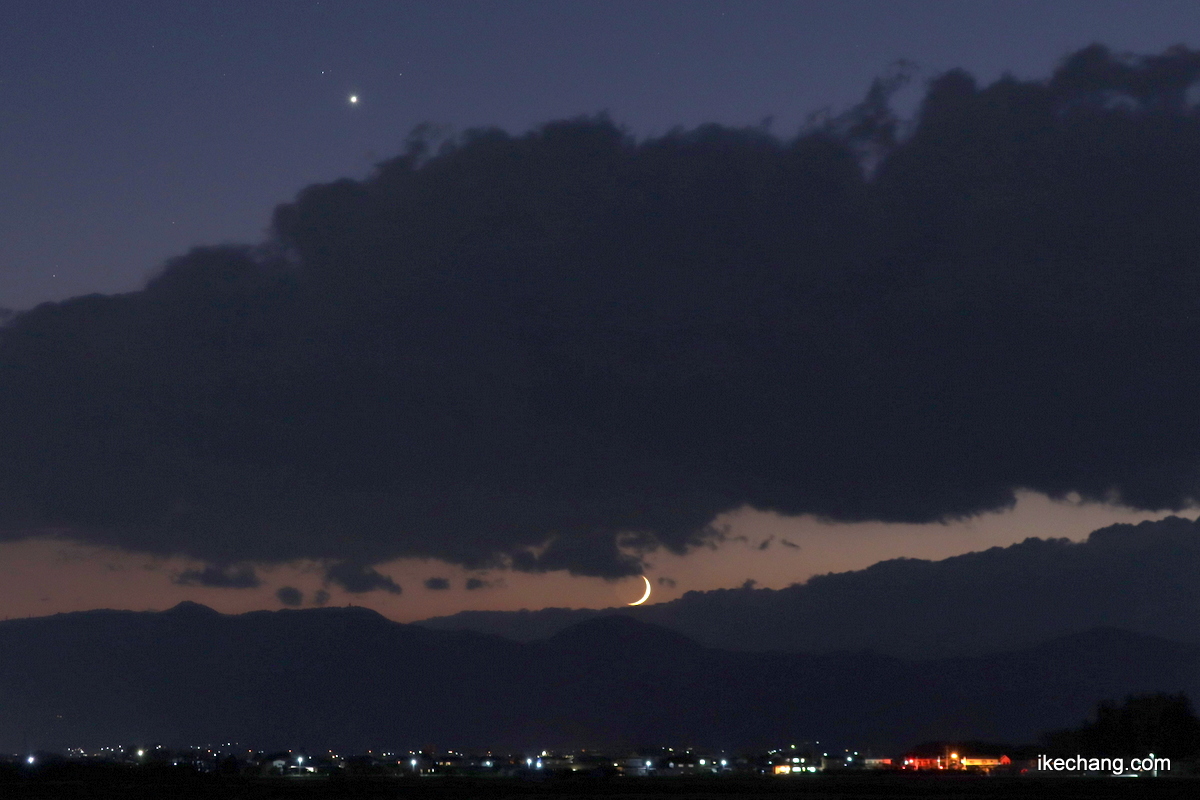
xmin=2 ymin=602 xmax=1197 ymax=755
xmin=419 ymin=516 xmax=1200 ymax=659
xmin=418 ymin=606 xmax=608 ymax=644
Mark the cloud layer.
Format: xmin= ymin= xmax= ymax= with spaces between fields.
xmin=3 ymin=45 xmax=1200 ymax=578
xmin=173 ymin=565 xmax=260 ymax=589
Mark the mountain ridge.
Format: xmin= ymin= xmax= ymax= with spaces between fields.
xmin=2 ymin=602 xmax=1197 ymax=756
xmin=416 ymin=516 xmax=1200 ymax=659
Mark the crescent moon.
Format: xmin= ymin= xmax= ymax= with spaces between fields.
xmin=628 ymin=575 xmax=652 ymax=606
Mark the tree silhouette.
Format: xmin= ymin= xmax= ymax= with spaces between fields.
xmin=1043 ymin=692 xmax=1200 ymax=759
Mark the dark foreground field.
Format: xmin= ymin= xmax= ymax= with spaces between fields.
xmin=3 ymin=771 xmax=1200 ymax=800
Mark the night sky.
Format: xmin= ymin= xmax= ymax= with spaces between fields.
xmin=3 ymin=0 xmax=1200 ymax=622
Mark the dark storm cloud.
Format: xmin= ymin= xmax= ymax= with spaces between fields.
xmin=313 ymin=589 xmax=330 ymax=606
xmin=780 ymin=539 xmax=799 ymax=549
xmin=509 ymin=531 xmax=649 ymax=577
xmin=424 ymin=577 xmax=450 ymax=591
xmin=3 ymin=45 xmax=1200 ymax=577
xmin=324 ymin=563 xmax=401 ymax=595
xmin=465 ymin=578 xmax=491 ymax=590
xmin=657 ymin=576 xmax=677 ymax=588
xmin=173 ymin=565 xmax=261 ymax=589
xmin=275 ymin=586 xmax=303 ymax=606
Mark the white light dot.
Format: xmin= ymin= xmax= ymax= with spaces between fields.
xmin=349 ymin=95 xmax=358 ymax=104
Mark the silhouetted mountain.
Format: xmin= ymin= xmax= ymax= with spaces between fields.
xmin=2 ymin=603 xmax=1198 ymax=756
xmin=419 ymin=516 xmax=1200 ymax=658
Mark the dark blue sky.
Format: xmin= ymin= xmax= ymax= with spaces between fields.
xmin=3 ymin=0 xmax=1199 ymax=311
